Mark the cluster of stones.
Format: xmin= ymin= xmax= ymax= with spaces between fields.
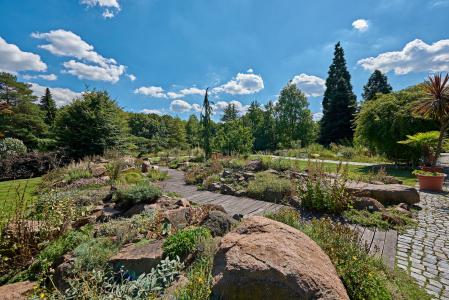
xmin=396 ymin=191 xmax=449 ymax=299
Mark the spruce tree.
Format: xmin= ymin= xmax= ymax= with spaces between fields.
xmin=221 ymin=103 xmax=238 ymax=122
xmin=200 ymin=88 xmax=213 ymax=159
xmin=362 ymin=70 xmax=392 ymax=101
xmin=319 ymin=42 xmax=357 ymax=145
xmin=40 ymin=88 xmax=57 ymax=125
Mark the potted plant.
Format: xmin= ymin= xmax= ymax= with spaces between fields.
xmin=413 ymin=170 xmax=447 ymax=191
xmin=413 ymin=73 xmax=449 ymax=169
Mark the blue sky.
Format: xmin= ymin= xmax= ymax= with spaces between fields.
xmin=1 ymin=0 xmax=449 ymax=120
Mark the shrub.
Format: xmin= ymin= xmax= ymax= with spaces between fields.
xmin=63 ymin=257 xmax=183 ymax=299
xmin=0 ymin=138 xmax=27 ymax=159
xmin=0 ymin=152 xmax=62 ymax=181
xmin=146 ymin=169 xmax=169 ymax=182
xmin=298 ymin=164 xmax=351 ymax=214
xmin=184 ymin=162 xmax=222 ymax=186
xmin=112 ymin=183 xmax=161 ymax=210
xmin=266 ymin=209 xmax=430 ymax=300
xmin=73 ymin=237 xmax=119 ymax=271
xmin=343 ymin=209 xmax=415 ymax=231
xmin=64 ymin=168 xmax=92 ymax=184
xmin=202 ymin=174 xmax=220 ymax=190
xmin=119 ymin=171 xmax=144 ymax=185
xmin=247 ymin=172 xmax=293 ymax=203
xmin=163 ymin=227 xmax=211 ymax=260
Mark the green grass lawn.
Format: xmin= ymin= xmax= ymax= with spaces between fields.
xmin=252 ymin=155 xmax=417 ymax=186
xmin=0 ymin=177 xmax=42 ymax=222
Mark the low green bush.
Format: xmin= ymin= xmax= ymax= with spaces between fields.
xmin=298 ymin=169 xmax=350 ymax=214
xmin=247 ymin=172 xmax=293 ymax=203
xmin=64 ymin=168 xmax=92 ymax=184
xmin=0 ymin=138 xmax=27 ymax=159
xmin=147 ymin=169 xmax=169 ymax=181
xmin=202 ymin=174 xmax=220 ymax=190
xmin=112 ymin=183 xmax=161 ymax=210
xmin=163 ymin=227 xmax=211 ymax=260
xmin=343 ymin=209 xmax=415 ymax=231
xmin=73 ymin=237 xmax=119 ymax=271
xmin=266 ymin=209 xmax=430 ymax=300
xmin=119 ymin=171 xmax=144 ymax=184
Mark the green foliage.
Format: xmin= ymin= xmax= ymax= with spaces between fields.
xmin=355 ymin=86 xmax=438 ymax=163
xmin=200 ymin=89 xmax=213 ymax=159
xmin=266 ymin=210 xmax=430 ymax=300
xmin=113 ymin=183 xmax=161 ymax=210
xmin=185 ymin=114 xmax=201 ymax=148
xmin=163 ymin=227 xmax=211 ymax=260
xmin=362 ymin=70 xmax=392 ymax=101
xmin=0 ymin=137 xmax=27 ymax=158
xmin=54 ymin=90 xmax=128 ymax=159
xmin=343 ymin=209 xmax=415 ymax=231
xmin=119 ymin=170 xmax=144 ymax=184
xmin=64 ymin=168 xmax=93 ymax=184
xmin=73 ymin=237 xmax=119 ymax=271
xmin=0 ymin=73 xmax=48 ymax=149
xmin=298 ymin=165 xmax=350 ymax=214
xmin=320 ymin=42 xmax=357 ymax=145
xmin=202 ymin=174 xmax=220 ymax=190
xmin=184 ymin=162 xmax=222 ymax=185
xmin=39 ymin=88 xmax=57 ymax=125
xmin=213 ymin=119 xmax=253 ymax=155
xmin=62 ymin=257 xmax=182 ymax=299
xmin=146 ymin=169 xmax=169 ymax=182
xmin=221 ymin=103 xmax=238 ymax=122
xmin=246 ymin=172 xmax=293 ymax=203
xmin=398 ymin=131 xmax=444 ymax=166
xmin=275 ymin=83 xmax=316 ymax=147
xmin=176 ymin=256 xmax=213 ymax=300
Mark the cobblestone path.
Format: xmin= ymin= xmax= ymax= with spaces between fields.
xmin=396 ymin=191 xmax=449 ymax=299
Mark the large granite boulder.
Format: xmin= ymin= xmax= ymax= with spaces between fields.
xmin=0 ymin=281 xmax=35 ymax=300
xmin=109 ymin=240 xmax=164 ymax=279
xmin=346 ymin=182 xmax=419 ymax=205
xmin=211 ymin=216 xmax=349 ymax=300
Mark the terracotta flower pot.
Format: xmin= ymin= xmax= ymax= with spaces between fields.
xmin=416 ymin=174 xmax=446 ymax=191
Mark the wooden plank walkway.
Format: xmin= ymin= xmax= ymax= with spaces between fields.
xmin=159 ymin=167 xmax=397 ymax=269
xmin=159 ymin=168 xmax=286 ymax=217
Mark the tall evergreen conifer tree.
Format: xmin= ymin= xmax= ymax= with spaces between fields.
xmin=221 ymin=103 xmax=238 ymax=122
xmin=319 ymin=42 xmax=357 ymax=145
xmin=40 ymin=88 xmax=57 ymax=125
xmin=362 ymin=70 xmax=392 ymax=101
xmin=200 ymin=88 xmax=213 ymax=158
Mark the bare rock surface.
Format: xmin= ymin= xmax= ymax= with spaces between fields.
xmin=109 ymin=239 xmax=164 ymax=278
xmin=353 ymin=197 xmax=385 ymax=212
xmin=346 ymin=181 xmax=419 ymax=205
xmin=0 ymin=281 xmax=35 ymax=300
xmin=211 ymin=216 xmax=349 ymax=300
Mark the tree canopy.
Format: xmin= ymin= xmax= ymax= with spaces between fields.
xmin=362 ymin=70 xmax=392 ymax=101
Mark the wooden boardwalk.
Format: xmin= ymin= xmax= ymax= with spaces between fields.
xmin=159 ymin=167 xmax=397 ymax=269
xmin=159 ymin=167 xmax=286 ymax=216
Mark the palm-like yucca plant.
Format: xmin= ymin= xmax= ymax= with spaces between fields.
xmin=413 ymin=73 xmax=449 ymax=166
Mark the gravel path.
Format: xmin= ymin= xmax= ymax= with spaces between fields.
xmin=396 ymin=190 xmax=449 ymax=299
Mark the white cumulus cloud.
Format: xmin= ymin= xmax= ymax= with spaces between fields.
xmin=167 ymin=92 xmax=184 ymax=99
xmin=358 ymin=39 xmax=449 ymax=74
xmin=23 ymin=74 xmax=58 ymax=81
xmin=313 ymin=112 xmax=323 ymax=122
xmin=81 ymin=0 xmax=121 ymax=18
xmin=0 ymin=36 xmax=47 ymax=74
xmin=140 ymin=109 xmax=162 ymax=115
xmin=212 ymin=100 xmax=249 ymax=115
xmin=134 ymin=86 xmax=167 ymax=98
xmin=213 ymin=72 xmax=264 ymax=95
xmin=170 ymin=99 xmax=193 ymax=113
xmin=179 ymin=87 xmax=206 ymax=96
xmin=291 ymin=73 xmax=326 ymax=97
xmin=32 ymin=29 xmax=125 ymax=83
xmin=63 ymin=60 xmax=125 ymax=83
xmin=352 ymin=19 xmax=369 ymax=32
xmin=29 ymin=83 xmax=81 ymax=107
xmin=126 ymin=74 xmax=136 ymax=81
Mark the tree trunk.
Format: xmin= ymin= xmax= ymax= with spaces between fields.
xmin=433 ymin=120 xmax=449 ymax=167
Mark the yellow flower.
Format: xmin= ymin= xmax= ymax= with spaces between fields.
xmin=197 ymin=276 xmax=204 ymax=284
xmin=352 ymin=256 xmax=357 ymax=260
xmin=40 ymin=293 xmax=46 ymax=299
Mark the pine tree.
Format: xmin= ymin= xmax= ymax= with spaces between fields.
xmin=319 ymin=42 xmax=357 ymax=145
xmin=200 ymin=88 xmax=213 ymax=159
xmin=221 ymin=103 xmax=238 ymax=122
xmin=362 ymin=70 xmax=392 ymax=101
xmin=40 ymin=88 xmax=57 ymax=125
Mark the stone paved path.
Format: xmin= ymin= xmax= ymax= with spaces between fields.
xmin=396 ymin=191 xmax=449 ymax=299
